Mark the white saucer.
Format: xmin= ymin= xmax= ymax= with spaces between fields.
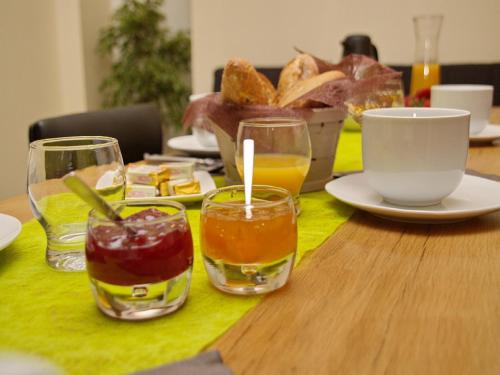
xmin=325 ymin=173 xmax=500 ymax=223
xmin=470 ymin=124 xmax=500 ymax=142
xmin=0 ymin=213 xmax=22 ymax=251
xmin=167 ymin=135 xmax=220 ymax=156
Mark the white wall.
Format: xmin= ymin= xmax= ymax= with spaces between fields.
xmin=54 ymin=0 xmax=87 ymax=113
xmin=191 ymin=0 xmax=500 ymax=93
xmin=80 ymin=0 xmax=114 ymax=110
xmin=163 ymin=0 xmax=190 ymax=32
xmin=0 ymin=0 xmax=66 ymax=199
xmin=0 ymin=0 xmax=113 ymax=199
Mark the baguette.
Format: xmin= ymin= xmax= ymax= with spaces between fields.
xmin=221 ymin=58 xmax=276 ymax=105
xmin=278 ymin=70 xmax=346 ymax=108
xmin=276 ymin=54 xmax=319 ymax=102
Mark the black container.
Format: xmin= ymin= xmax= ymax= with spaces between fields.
xmin=341 ymin=34 xmax=378 ymax=61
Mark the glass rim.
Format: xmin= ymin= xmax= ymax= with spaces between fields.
xmin=203 ymin=185 xmax=293 ymax=209
xmin=239 ymin=117 xmax=307 ymax=128
xmin=88 ymin=199 xmax=187 ymax=226
xmin=431 ymin=84 xmax=494 ymax=92
xmin=363 ymin=107 xmax=470 ymax=120
xmin=30 ymin=136 xmax=119 ymax=151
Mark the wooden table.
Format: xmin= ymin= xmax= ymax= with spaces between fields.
xmin=2 ymin=109 xmax=500 ymax=374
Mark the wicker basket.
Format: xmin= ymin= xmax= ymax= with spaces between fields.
xmin=212 ymin=108 xmax=346 ymax=193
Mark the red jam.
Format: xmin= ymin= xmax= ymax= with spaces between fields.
xmin=86 ymin=208 xmax=193 ymax=286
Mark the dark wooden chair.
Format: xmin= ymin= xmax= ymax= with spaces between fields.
xmin=29 ymin=103 xmax=163 ymax=164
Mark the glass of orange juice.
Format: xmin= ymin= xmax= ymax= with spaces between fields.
xmin=200 ymin=185 xmax=297 ymax=295
xmin=235 ymin=118 xmax=312 ymax=213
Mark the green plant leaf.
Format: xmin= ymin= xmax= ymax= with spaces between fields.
xmin=98 ymin=0 xmax=191 ymax=128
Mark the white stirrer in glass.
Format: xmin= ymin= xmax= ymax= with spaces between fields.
xmin=243 ymin=139 xmax=254 ymax=219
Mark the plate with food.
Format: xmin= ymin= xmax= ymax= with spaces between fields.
xmin=124 ymin=161 xmax=216 ymax=204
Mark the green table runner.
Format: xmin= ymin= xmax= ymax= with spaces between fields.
xmin=0 ymin=130 xmax=362 ymax=374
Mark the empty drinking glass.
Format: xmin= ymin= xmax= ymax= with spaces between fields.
xmin=28 ymin=136 xmax=125 ymax=271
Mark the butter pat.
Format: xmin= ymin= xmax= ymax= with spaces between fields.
xmin=125 ymin=184 xmax=158 ymax=198
xmin=166 ymin=179 xmax=201 ymax=196
xmin=159 ymin=181 xmax=170 ymax=197
xmin=159 ymin=162 xmax=195 ymax=181
xmin=127 ymin=164 xmax=170 ymax=186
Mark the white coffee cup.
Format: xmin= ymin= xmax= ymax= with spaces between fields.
xmin=362 ymin=107 xmax=470 ymax=207
xmin=431 ymin=84 xmax=493 ymax=135
xmin=189 ymin=93 xmax=218 ymax=147
xmin=192 ymin=126 xmax=218 ymax=147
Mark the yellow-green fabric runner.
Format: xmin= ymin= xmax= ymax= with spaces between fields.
xmin=334 ymin=126 xmax=363 ymax=173
xmin=0 ymin=129 xmax=362 ymax=375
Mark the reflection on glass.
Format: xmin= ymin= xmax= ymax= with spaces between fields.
xmin=27 ymin=136 xmax=125 ymax=271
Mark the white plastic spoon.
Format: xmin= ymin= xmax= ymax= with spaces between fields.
xmin=243 ymin=139 xmax=254 ymax=219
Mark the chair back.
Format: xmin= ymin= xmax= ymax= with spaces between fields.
xmin=29 ymin=103 xmax=163 ymax=164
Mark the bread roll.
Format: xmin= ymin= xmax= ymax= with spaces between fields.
xmin=221 ymin=58 xmax=276 ymax=105
xmin=277 ymin=54 xmax=319 ymax=101
xmin=278 ymin=70 xmax=346 ymax=108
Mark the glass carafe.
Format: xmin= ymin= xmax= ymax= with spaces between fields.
xmin=410 ymin=14 xmax=443 ymax=96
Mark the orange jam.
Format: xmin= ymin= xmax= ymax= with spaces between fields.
xmin=201 ymin=203 xmax=297 ymax=264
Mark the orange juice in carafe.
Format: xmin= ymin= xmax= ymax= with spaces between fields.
xmin=410 ymin=63 xmax=441 ymax=96
xmin=410 ymin=15 xmax=443 ymax=96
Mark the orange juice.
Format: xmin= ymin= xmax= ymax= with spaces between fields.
xmin=410 ymin=63 xmax=440 ymax=96
xmin=201 ymin=204 xmax=297 ymax=264
xmin=236 ymin=154 xmax=310 ymax=196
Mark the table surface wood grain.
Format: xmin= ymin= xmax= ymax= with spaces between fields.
xmin=2 ymin=109 xmax=500 ymax=374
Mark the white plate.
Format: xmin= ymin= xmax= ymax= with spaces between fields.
xmin=125 ymin=171 xmax=216 ymax=204
xmin=0 ymin=213 xmax=22 ymax=251
xmin=167 ymin=135 xmax=220 ymax=156
xmin=470 ymin=124 xmax=500 ymax=142
xmin=325 ymin=173 xmax=500 ymax=223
